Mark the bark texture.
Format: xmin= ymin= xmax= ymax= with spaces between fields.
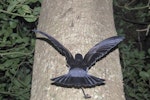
xmin=30 ymin=0 xmax=125 ymax=100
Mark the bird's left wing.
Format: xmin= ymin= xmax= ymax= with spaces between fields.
xmin=83 ymin=36 xmax=125 ymax=69
xmin=32 ymin=30 xmax=74 ymax=65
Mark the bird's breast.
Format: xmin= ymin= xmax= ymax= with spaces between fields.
xmin=68 ymin=68 xmax=87 ymax=77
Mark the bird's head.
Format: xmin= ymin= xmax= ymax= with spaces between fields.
xmin=75 ymin=53 xmax=83 ymax=62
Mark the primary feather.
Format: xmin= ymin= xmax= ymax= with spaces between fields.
xmin=33 ymin=30 xmax=124 ymax=88
xmin=32 ymin=29 xmax=74 ymax=66
xmin=83 ymin=36 xmax=125 ymax=69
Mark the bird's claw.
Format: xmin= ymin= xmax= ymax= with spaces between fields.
xmin=84 ymin=94 xmax=91 ymax=99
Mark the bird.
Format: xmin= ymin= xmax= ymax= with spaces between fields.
xmin=33 ymin=29 xmax=124 ymax=98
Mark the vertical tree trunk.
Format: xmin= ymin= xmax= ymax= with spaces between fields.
xmin=31 ymin=0 xmax=125 ymax=100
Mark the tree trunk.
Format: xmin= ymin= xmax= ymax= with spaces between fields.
xmin=31 ymin=0 xmax=125 ymax=100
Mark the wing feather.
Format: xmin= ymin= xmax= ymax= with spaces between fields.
xmin=32 ymin=30 xmax=74 ymax=65
xmin=83 ymin=36 xmax=125 ymax=69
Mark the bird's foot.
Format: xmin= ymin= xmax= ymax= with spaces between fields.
xmin=84 ymin=94 xmax=91 ymax=99
xmin=81 ymin=88 xmax=91 ymax=99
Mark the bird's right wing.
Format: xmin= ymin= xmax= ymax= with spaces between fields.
xmin=32 ymin=30 xmax=74 ymax=66
xmin=83 ymin=36 xmax=125 ymax=69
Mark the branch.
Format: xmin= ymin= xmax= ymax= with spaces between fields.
xmin=115 ymin=0 xmax=150 ymax=10
xmin=136 ymin=25 xmax=150 ymax=36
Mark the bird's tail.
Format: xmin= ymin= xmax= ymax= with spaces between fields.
xmin=51 ymin=74 xmax=105 ymax=88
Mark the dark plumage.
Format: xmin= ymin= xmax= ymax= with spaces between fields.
xmin=33 ymin=29 xmax=124 ymax=98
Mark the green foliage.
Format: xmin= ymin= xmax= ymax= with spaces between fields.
xmin=0 ymin=0 xmax=41 ymax=22
xmin=120 ymin=43 xmax=150 ymax=100
xmin=114 ymin=0 xmax=150 ymax=100
xmin=0 ymin=0 xmax=41 ymax=99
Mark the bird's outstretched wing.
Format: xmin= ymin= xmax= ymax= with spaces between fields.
xmin=32 ymin=30 xmax=74 ymax=66
xmin=83 ymin=36 xmax=125 ymax=69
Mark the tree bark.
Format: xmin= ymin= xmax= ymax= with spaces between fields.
xmin=31 ymin=0 xmax=125 ymax=100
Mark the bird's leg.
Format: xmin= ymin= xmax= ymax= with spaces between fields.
xmin=81 ymin=88 xmax=91 ymax=99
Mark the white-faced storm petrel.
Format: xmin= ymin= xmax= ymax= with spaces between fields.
xmin=33 ymin=29 xmax=124 ymax=98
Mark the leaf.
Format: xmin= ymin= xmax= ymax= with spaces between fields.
xmin=17 ymin=7 xmax=25 ymax=15
xmin=9 ymin=21 xmax=17 ymax=29
xmin=2 ymin=29 xmax=11 ymax=42
xmin=148 ymin=49 xmax=150 ymax=55
xmin=147 ymin=69 xmax=150 ymax=75
xmin=13 ymin=36 xmax=29 ymax=44
xmin=3 ymin=60 xmax=14 ymax=67
xmin=11 ymin=33 xmax=20 ymax=40
xmin=21 ymin=5 xmax=32 ymax=14
xmin=13 ymin=79 xmax=22 ymax=88
xmin=7 ymin=0 xmax=19 ymax=12
xmin=24 ymin=15 xmax=37 ymax=22
xmin=33 ymin=7 xmax=41 ymax=15
xmin=139 ymin=71 xmax=150 ymax=80
xmin=10 ymin=68 xmax=16 ymax=75
xmin=0 ymin=83 xmax=6 ymax=89
xmin=15 ymin=38 xmax=25 ymax=43
xmin=24 ymin=74 xmax=31 ymax=85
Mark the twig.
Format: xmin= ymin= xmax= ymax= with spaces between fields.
xmin=0 ymin=9 xmax=37 ymax=18
xmin=115 ymin=0 xmax=150 ymax=10
xmin=136 ymin=25 xmax=150 ymax=36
